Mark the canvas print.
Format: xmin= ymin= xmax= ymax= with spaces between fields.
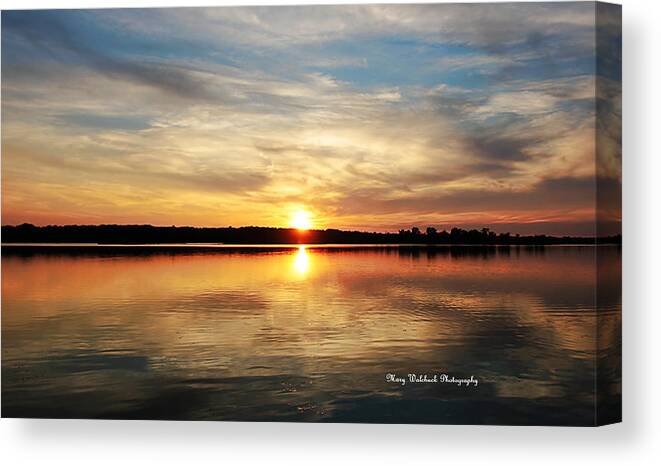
xmin=1 ymin=2 xmax=621 ymax=425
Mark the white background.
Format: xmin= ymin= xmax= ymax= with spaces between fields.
xmin=1 ymin=0 xmax=659 ymax=464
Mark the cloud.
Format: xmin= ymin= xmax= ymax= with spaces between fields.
xmin=1 ymin=4 xmax=619 ymax=234
xmin=113 ymin=4 xmax=595 ymax=50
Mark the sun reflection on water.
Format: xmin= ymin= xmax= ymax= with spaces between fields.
xmin=1 ymin=246 xmax=620 ymax=423
xmin=293 ymin=245 xmax=310 ymax=276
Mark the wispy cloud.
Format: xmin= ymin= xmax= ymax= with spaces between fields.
xmin=1 ymin=4 xmax=620 ymax=234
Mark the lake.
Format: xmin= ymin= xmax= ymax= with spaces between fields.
xmin=1 ymin=245 xmax=621 ymax=424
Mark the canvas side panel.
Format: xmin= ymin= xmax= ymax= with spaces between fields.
xmin=595 ymin=1 xmax=622 ymax=426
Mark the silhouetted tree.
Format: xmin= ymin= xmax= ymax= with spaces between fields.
xmin=0 ymin=224 xmax=620 ymax=246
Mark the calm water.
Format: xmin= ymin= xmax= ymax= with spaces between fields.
xmin=1 ymin=245 xmax=621 ymax=424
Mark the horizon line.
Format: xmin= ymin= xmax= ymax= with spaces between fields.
xmin=1 ymin=222 xmax=622 ymax=239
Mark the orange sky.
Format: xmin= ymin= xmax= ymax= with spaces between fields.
xmin=1 ymin=5 xmax=621 ymax=235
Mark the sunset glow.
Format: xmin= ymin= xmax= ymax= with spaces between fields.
xmin=0 ymin=3 xmax=622 ymax=426
xmin=1 ymin=5 xmax=621 ymax=235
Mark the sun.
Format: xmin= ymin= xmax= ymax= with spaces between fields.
xmin=291 ymin=210 xmax=313 ymax=231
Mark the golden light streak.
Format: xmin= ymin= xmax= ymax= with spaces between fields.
xmin=292 ymin=246 xmax=310 ymax=276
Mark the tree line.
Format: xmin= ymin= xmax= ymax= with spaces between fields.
xmin=1 ymin=223 xmax=621 ymax=245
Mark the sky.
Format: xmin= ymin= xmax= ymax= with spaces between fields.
xmin=1 ymin=3 xmax=621 ymax=235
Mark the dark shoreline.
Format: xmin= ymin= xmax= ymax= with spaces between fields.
xmin=1 ymin=223 xmax=621 ymax=246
